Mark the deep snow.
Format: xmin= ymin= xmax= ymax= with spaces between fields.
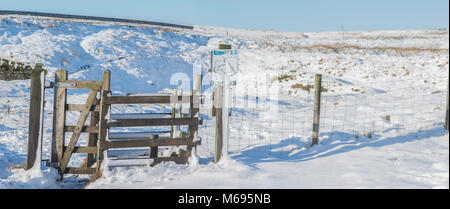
xmin=0 ymin=16 xmax=448 ymax=188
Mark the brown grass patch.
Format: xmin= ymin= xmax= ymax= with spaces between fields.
xmin=289 ymin=44 xmax=448 ymax=54
xmin=291 ymin=83 xmax=313 ymax=92
xmin=385 ymin=115 xmax=391 ymax=121
xmin=291 ymin=83 xmax=328 ymax=93
xmin=276 ymin=74 xmax=296 ymax=81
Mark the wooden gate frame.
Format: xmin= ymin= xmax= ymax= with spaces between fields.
xmin=50 ymin=70 xmax=110 ymax=176
xmin=49 ymin=69 xmax=202 ymax=178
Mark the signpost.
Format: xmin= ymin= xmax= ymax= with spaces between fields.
xmin=211 ymin=44 xmax=238 ymax=163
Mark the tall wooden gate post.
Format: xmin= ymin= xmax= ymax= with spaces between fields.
xmin=95 ymin=70 xmax=111 ymax=177
xmin=311 ymin=74 xmax=322 ymax=146
xmin=52 ymin=70 xmax=67 ymax=165
xmin=25 ymin=64 xmax=45 ymax=170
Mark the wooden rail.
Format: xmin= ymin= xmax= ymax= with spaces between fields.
xmin=107 ymin=117 xmax=202 ymax=127
xmin=103 ymin=95 xmax=200 ymax=104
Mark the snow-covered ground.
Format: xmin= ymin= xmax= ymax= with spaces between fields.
xmin=0 ymin=16 xmax=448 ymax=188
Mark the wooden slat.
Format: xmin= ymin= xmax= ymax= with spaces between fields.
xmin=66 ymin=104 xmax=100 ymax=111
xmin=59 ymin=90 xmax=98 ymax=173
xmin=72 ymin=146 xmax=98 ymax=153
xmin=107 ymin=149 xmax=149 ymax=158
xmin=58 ymin=80 xmax=103 ymax=89
xmin=110 ymin=113 xmax=172 ymax=120
xmin=65 ymin=167 xmax=96 ymax=174
xmin=107 ymin=117 xmax=200 ymax=127
xmin=103 ymin=95 xmax=200 ymax=105
xmin=108 ymin=131 xmax=171 ymax=139
xmin=64 ymin=126 xmax=98 ymax=133
xmin=107 ymin=138 xmax=201 ymax=149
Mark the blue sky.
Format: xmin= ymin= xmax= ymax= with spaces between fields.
xmin=1 ymin=0 xmax=448 ymax=32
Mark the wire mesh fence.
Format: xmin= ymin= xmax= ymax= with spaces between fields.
xmin=197 ymin=76 xmax=449 ymax=160
xmin=319 ymin=80 xmax=447 ymax=144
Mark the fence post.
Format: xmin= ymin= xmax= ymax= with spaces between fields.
xmin=311 ymin=74 xmax=322 ymax=146
xmin=25 ymin=64 xmax=45 ymax=170
xmin=95 ymin=70 xmax=111 ymax=177
xmin=194 ymin=74 xmax=202 ymax=93
xmin=445 ymin=79 xmax=449 ymax=131
xmin=211 ymin=50 xmax=216 ymax=117
xmin=214 ymin=85 xmax=224 ymax=163
xmin=53 ymin=70 xmax=68 ymax=165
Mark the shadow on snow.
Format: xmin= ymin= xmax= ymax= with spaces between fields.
xmin=229 ymin=126 xmax=448 ymax=168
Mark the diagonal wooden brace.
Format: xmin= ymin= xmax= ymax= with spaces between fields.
xmin=59 ymin=90 xmax=98 ymax=173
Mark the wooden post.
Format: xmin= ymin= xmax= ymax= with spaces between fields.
xmin=102 ymin=70 xmax=111 ymax=91
xmin=150 ymin=135 xmax=158 ymax=158
xmin=53 ymin=70 xmax=67 ymax=164
xmin=209 ymin=50 xmax=213 ymax=73
xmin=25 ymin=64 xmax=44 ymax=170
xmin=186 ymin=89 xmax=199 ymax=161
xmin=212 ymin=44 xmax=232 ymax=117
xmin=312 ymin=74 xmax=322 ymax=146
xmin=214 ymin=85 xmax=224 ymax=163
xmin=95 ymin=70 xmax=110 ymax=176
xmin=445 ymin=79 xmax=449 ymax=131
xmin=193 ymin=74 xmax=202 ymax=110
xmin=194 ymin=74 xmax=202 ymax=93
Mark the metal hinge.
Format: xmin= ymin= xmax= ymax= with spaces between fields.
xmin=46 ymin=82 xmax=77 ymax=88
xmin=55 ymin=82 xmax=77 ymax=88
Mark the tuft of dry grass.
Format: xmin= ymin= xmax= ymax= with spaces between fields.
xmin=291 ymin=83 xmax=328 ymax=93
xmin=291 ymin=83 xmax=313 ymax=92
xmin=276 ymin=74 xmax=296 ymax=82
xmin=284 ymin=44 xmax=448 ymax=54
xmin=385 ymin=115 xmax=391 ymax=122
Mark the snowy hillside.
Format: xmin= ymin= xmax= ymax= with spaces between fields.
xmin=0 ymin=16 xmax=448 ymax=188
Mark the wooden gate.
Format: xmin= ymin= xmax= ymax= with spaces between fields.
xmin=49 ymin=69 xmax=202 ymax=178
xmin=49 ymin=69 xmax=110 ymax=176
